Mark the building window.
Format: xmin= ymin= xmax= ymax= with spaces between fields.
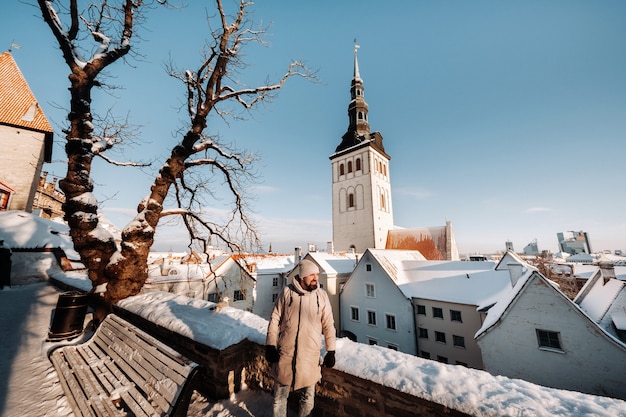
xmin=418 ymin=327 xmax=428 ymax=339
xmin=234 ymin=290 xmax=245 ymax=301
xmin=536 ymin=329 xmax=562 ymax=350
xmin=387 ymin=344 xmax=398 ymax=351
xmin=367 ymin=310 xmax=377 ymax=326
xmin=366 ymin=263 xmax=372 ymax=272
xmin=0 ymin=190 xmax=10 ymax=210
xmin=456 ymin=361 xmax=468 ymax=367
xmin=453 ymin=335 xmax=466 ymax=349
xmin=272 ymin=293 xmax=278 ymax=303
xmin=432 ymin=307 xmax=443 ymax=319
xmin=416 ymin=305 xmax=426 ymax=315
xmin=356 ymin=158 xmax=361 ymax=171
xmin=437 ymin=356 xmax=448 ymax=364
xmin=348 ymin=193 xmax=355 ymax=208
xmin=207 ymin=293 xmax=219 ymax=303
xmin=385 ymin=314 xmax=396 ymax=331
xmin=339 ymin=164 xmax=345 ymax=176
xmin=351 ymin=306 xmax=360 ymax=321
xmin=272 ymin=277 xmax=278 ymax=287
xmin=366 ymin=283 xmax=375 ymax=298
xmin=450 ymin=310 xmax=462 ymax=322
xmin=348 ymin=161 xmax=353 ymax=173
xmin=420 ymin=351 xmax=431 ymax=359
xmin=435 ymin=331 xmax=446 ymax=344
xmin=368 ymin=338 xmax=377 ymax=346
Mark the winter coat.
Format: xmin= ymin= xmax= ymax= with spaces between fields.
xmin=266 ymin=277 xmax=336 ymax=390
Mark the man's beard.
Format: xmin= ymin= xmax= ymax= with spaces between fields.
xmin=304 ymin=282 xmax=318 ymax=291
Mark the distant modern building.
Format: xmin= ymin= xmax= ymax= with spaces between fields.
xmin=523 ymin=239 xmax=539 ymax=256
xmin=0 ymin=52 xmax=54 ymax=213
xmin=557 ymin=231 xmax=592 ymax=255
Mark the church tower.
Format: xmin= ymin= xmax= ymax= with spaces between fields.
xmin=330 ymin=46 xmax=394 ymax=253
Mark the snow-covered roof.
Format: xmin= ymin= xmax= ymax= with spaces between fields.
xmin=365 ymin=249 xmax=511 ymax=306
xmin=307 ymin=251 xmax=359 ymax=275
xmin=0 ymin=210 xmax=79 ymax=259
xmin=239 ymin=254 xmax=295 ymax=274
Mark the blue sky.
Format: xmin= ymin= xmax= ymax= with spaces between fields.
xmin=2 ymin=1 xmax=626 ymax=255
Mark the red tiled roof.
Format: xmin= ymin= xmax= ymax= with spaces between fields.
xmin=0 ymin=52 xmax=53 ymax=133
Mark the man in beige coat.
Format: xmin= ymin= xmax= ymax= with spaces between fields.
xmin=266 ymin=259 xmax=336 ymax=417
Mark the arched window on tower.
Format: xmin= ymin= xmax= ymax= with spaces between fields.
xmin=380 ymin=193 xmax=386 ymax=210
xmin=358 ymin=111 xmax=364 ymax=120
xmin=349 ymin=193 xmax=355 ymax=208
xmin=339 ymin=163 xmax=345 ymax=176
xmin=356 ymin=158 xmax=361 ymax=171
xmin=348 ymin=161 xmax=353 ymax=173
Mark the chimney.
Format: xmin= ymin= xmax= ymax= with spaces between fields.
xmin=294 ymin=247 xmax=302 ymax=263
xmin=598 ymin=261 xmax=616 ymax=284
xmin=508 ymin=263 xmax=524 ymax=287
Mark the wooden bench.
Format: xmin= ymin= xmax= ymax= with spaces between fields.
xmin=49 ymin=313 xmax=204 ymax=417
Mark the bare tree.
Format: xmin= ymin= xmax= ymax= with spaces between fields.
xmin=37 ymin=0 xmax=312 ymax=304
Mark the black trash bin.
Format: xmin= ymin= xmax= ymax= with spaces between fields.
xmin=48 ymin=291 xmax=89 ymax=341
xmin=0 ymin=241 xmax=11 ymax=289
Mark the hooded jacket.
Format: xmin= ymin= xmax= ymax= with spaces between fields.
xmin=266 ymin=277 xmax=336 ymax=390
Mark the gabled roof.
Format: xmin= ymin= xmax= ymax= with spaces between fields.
xmin=0 ymin=52 xmax=53 ymax=133
xmin=386 ymin=223 xmax=459 ymax=260
xmin=306 ymin=252 xmax=358 ymax=275
xmin=575 ymin=267 xmax=626 ymax=340
xmin=0 ymin=52 xmax=54 ymax=161
xmin=364 ymin=249 xmax=510 ymax=305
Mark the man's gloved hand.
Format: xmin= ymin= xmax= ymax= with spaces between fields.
xmin=265 ymin=345 xmax=279 ymax=363
xmin=322 ymin=351 xmax=335 ymax=368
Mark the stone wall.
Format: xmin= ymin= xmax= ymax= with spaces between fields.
xmin=114 ymin=307 xmax=471 ymax=417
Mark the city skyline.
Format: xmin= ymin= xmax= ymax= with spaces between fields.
xmin=2 ymin=1 xmax=626 ymax=255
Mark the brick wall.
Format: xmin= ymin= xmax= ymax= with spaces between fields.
xmin=114 ymin=307 xmax=471 ymax=417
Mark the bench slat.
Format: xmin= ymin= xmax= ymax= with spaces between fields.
xmin=63 ymin=347 xmax=120 ymax=417
xmin=88 ymin=327 xmax=167 ymax=415
xmin=50 ymin=350 xmax=94 ymax=417
xmin=93 ymin=326 xmax=174 ymax=412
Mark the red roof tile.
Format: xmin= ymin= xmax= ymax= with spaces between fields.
xmin=0 ymin=52 xmax=53 ymax=133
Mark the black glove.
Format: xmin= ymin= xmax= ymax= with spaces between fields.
xmin=322 ymin=351 xmax=335 ymax=368
xmin=265 ymin=345 xmax=279 ymax=363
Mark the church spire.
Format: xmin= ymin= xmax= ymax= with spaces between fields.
xmin=347 ymin=44 xmax=370 ymax=136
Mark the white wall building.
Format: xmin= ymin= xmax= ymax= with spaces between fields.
xmin=476 ymin=260 xmax=626 ymax=400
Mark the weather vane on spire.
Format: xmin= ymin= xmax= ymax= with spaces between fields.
xmin=354 ymin=38 xmax=360 ymax=55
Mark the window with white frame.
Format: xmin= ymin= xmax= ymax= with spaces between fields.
xmin=367 ymin=310 xmax=377 ymax=326
xmin=453 ymin=335 xmax=466 ymax=348
xmin=536 ymin=329 xmax=562 ymax=350
xmin=366 ymin=283 xmax=375 ymax=298
xmin=450 ymin=310 xmax=462 ymax=322
xmin=351 ymin=306 xmax=360 ymax=321
xmin=385 ymin=314 xmax=396 ymax=331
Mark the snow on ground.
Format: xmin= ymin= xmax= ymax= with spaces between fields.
xmin=0 ymin=282 xmax=273 ymax=417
